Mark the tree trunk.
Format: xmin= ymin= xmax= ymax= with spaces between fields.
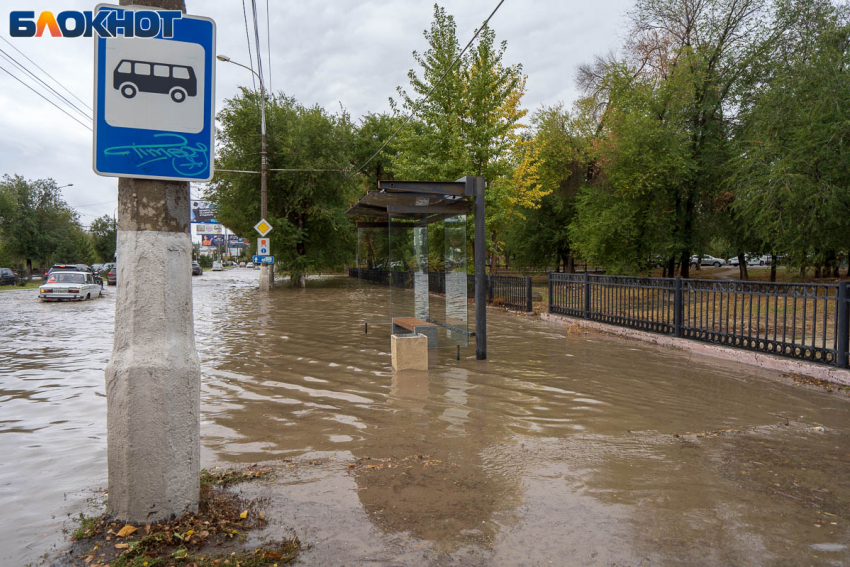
xmin=680 ymin=251 xmax=690 ymax=279
xmin=666 ymin=257 xmax=676 ymax=279
xmin=737 ymin=253 xmax=749 ymax=281
xmin=770 ymin=253 xmax=777 ymax=283
xmin=566 ymin=255 xmax=575 ymax=274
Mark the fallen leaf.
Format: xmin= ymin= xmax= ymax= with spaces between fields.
xmin=259 ymin=512 xmax=265 ymax=520
xmin=116 ymin=525 xmax=137 ymax=538
xmin=114 ymin=543 xmax=129 ymax=550
xmin=239 ymin=510 xmax=248 ymax=519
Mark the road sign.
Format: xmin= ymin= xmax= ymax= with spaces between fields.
xmin=253 ymin=255 xmax=274 ymax=264
xmin=257 ymin=238 xmax=270 ymax=256
xmin=254 ymin=219 xmax=272 ymax=236
xmin=92 ymin=4 xmax=216 ymax=182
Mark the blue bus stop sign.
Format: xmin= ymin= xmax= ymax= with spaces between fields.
xmin=93 ymin=4 xmax=216 ymax=182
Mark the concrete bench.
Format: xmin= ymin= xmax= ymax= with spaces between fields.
xmin=392 ymin=317 xmax=438 ymax=349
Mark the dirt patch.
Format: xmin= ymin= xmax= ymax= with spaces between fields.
xmin=58 ymin=465 xmax=299 ymax=567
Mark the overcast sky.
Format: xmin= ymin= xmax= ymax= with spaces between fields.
xmin=0 ymin=0 xmax=632 ymax=228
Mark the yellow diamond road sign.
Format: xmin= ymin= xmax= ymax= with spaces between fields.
xmin=254 ymin=219 xmax=273 ymax=237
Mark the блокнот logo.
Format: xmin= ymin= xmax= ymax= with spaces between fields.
xmin=9 ymin=10 xmax=182 ymax=38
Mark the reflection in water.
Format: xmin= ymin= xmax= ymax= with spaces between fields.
xmin=1 ymin=271 xmax=849 ymax=566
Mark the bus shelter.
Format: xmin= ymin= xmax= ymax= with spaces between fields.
xmin=347 ymin=177 xmax=487 ymax=359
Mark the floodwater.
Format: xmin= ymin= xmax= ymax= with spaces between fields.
xmin=1 ymin=270 xmax=848 ymax=566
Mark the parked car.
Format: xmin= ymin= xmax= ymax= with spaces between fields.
xmin=107 ymin=266 xmax=117 ymax=286
xmin=44 ymin=264 xmax=102 ymax=287
xmin=727 ymin=254 xmax=771 ymax=267
xmin=192 ymin=261 xmax=203 ymax=276
xmin=39 ymin=271 xmax=101 ymax=301
xmin=246 ymin=262 xmax=255 ymax=269
xmin=690 ymin=255 xmax=726 ymax=268
xmin=0 ymin=267 xmax=19 ymax=286
xmin=211 ymin=261 xmax=223 ymax=271
xmin=239 ymin=262 xmax=246 ymax=268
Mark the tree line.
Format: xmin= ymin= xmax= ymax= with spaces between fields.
xmin=0 ymin=175 xmax=116 ymax=275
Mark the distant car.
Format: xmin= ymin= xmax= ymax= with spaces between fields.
xmin=91 ymin=263 xmax=104 ymax=274
xmin=107 ymin=266 xmax=117 ymax=286
xmin=0 ymin=268 xmax=19 ymax=286
xmin=192 ymin=261 xmax=203 ymax=276
xmin=246 ymin=262 xmax=254 ymax=269
xmin=726 ymin=255 xmax=767 ymax=267
xmin=39 ymin=271 xmax=101 ymax=301
xmin=211 ymin=261 xmax=223 ymax=271
xmin=690 ymin=255 xmax=726 ymax=268
xmin=239 ymin=262 xmax=246 ymax=268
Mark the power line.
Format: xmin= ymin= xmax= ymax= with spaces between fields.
xmin=0 ymin=48 xmax=92 ymax=122
xmin=265 ymin=0 xmax=272 ymax=94
xmin=349 ymin=0 xmax=507 ymax=177
xmin=0 ymin=33 xmax=92 ymax=112
xmin=75 ymin=199 xmax=117 ymax=208
xmin=240 ymin=0 xmax=257 ymax=90
xmin=0 ymin=64 xmax=92 ymax=131
xmin=250 ymin=0 xmax=265 ymax=89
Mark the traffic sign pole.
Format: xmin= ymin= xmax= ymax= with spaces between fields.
xmin=104 ymin=0 xmax=203 ymax=524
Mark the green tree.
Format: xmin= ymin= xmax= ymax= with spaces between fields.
xmin=571 ymin=0 xmax=767 ymax=276
xmin=0 ymin=175 xmax=90 ymax=274
xmin=730 ymin=0 xmax=850 ymax=279
xmin=210 ymin=91 xmax=359 ymax=286
xmin=89 ymin=214 xmax=117 ymax=263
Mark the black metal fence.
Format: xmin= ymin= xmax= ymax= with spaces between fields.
xmin=550 ymin=272 xmax=850 ymax=367
xmin=349 ymin=269 xmax=533 ymax=312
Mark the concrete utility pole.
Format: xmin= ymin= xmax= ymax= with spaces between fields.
xmin=104 ymin=0 xmax=201 ymax=523
xmin=216 ymin=54 xmax=271 ymax=291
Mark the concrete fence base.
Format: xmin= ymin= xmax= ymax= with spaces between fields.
xmin=540 ymin=312 xmax=850 ymax=387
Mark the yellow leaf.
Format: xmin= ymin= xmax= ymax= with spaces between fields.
xmin=116 ymin=525 xmax=137 ymax=538
xmin=185 ymin=530 xmax=195 ymax=537
xmin=114 ymin=543 xmax=129 ymax=549
xmin=239 ymin=510 xmax=248 ymax=519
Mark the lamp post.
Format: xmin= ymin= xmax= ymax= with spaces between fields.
xmin=216 ymin=54 xmax=270 ymax=291
xmin=58 ymin=183 xmax=74 ymax=190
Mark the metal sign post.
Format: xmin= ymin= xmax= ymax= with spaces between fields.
xmin=98 ymin=0 xmax=214 ymax=524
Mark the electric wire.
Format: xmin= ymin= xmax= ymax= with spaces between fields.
xmin=241 ymin=0 xmax=257 ymax=90
xmin=0 ymin=64 xmax=92 ymax=131
xmin=0 ymin=33 xmax=92 ymax=112
xmin=349 ymin=0 xmax=507 ymax=177
xmin=265 ymin=0 xmax=272 ymax=94
xmin=0 ymin=48 xmax=92 ymax=121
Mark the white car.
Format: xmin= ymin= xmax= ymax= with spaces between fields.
xmin=246 ymin=262 xmax=254 ymax=269
xmin=39 ymin=271 xmax=102 ymax=301
xmin=726 ymin=254 xmax=764 ymax=266
xmin=690 ymin=255 xmax=726 ymax=268
xmin=211 ymin=261 xmax=223 ymax=271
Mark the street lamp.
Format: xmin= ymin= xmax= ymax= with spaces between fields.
xmin=217 ymin=53 xmax=270 ymax=291
xmin=58 ymin=183 xmax=74 ymax=190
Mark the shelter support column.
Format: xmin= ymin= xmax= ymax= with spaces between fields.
xmin=473 ymin=176 xmax=487 ymax=360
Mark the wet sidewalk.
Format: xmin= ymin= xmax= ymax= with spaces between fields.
xmin=1 ymin=271 xmax=848 ymax=565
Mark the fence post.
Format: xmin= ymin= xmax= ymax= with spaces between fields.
xmin=525 ymin=277 xmax=533 ymax=312
xmin=838 ymin=282 xmax=849 ymax=367
xmin=673 ymin=276 xmax=683 ymax=338
xmin=548 ymin=273 xmax=554 ymax=314
xmin=583 ymin=271 xmax=590 ymax=318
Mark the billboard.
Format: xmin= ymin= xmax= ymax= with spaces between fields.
xmin=227 ymin=235 xmax=249 ymax=248
xmin=200 ymin=234 xmax=223 ymax=247
xmin=191 ymin=200 xmax=218 ymax=224
xmin=196 ymin=223 xmax=221 ymax=233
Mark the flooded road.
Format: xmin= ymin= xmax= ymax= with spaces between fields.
xmin=1 ymin=270 xmax=848 ymax=566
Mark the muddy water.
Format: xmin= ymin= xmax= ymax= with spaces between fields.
xmin=1 ymin=271 xmax=848 ymax=566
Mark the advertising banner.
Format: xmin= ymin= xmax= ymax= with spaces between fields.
xmin=190 ymin=200 xmax=218 ymax=224
xmin=227 ymin=235 xmax=249 ymax=247
xmin=200 ymin=234 xmax=223 ymax=247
